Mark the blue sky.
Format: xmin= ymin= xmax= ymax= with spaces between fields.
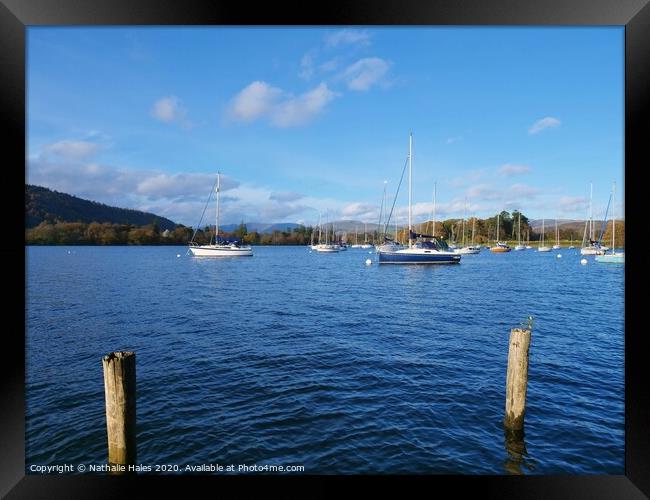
xmin=27 ymin=27 xmax=624 ymax=227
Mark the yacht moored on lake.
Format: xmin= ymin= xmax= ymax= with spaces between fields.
xmin=188 ymin=173 xmax=253 ymax=257
xmin=377 ymin=133 xmax=460 ymax=265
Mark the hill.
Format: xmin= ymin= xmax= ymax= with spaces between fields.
xmin=219 ymin=222 xmax=303 ymax=234
xmin=25 ymin=185 xmax=178 ymax=231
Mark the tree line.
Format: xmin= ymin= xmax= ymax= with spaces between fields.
xmin=25 ymin=211 xmax=624 ymax=246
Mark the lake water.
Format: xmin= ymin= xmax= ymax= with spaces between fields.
xmin=25 ymin=245 xmax=625 ymax=474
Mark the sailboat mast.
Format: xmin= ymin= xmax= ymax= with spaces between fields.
xmin=518 ymin=212 xmax=521 ymax=245
xmin=318 ymin=212 xmax=322 ymax=244
xmin=382 ymin=181 xmax=387 ymax=237
xmin=432 ymin=182 xmax=437 ymax=238
xmin=462 ymin=199 xmax=466 ymax=247
xmin=541 ymin=218 xmax=545 ymax=245
xmin=472 ymin=217 xmax=476 ymax=245
xmin=408 ymin=132 xmax=412 ymax=248
xmin=589 ymin=182 xmax=594 ymax=240
xmin=612 ymin=182 xmax=616 ymax=252
xmin=216 ymin=172 xmax=221 ymax=243
xmin=496 ymin=213 xmax=500 ymax=243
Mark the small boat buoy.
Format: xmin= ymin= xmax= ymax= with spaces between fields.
xmin=365 ymin=259 xmax=372 ymax=266
xmin=580 ymin=258 xmax=587 ymax=265
xmin=557 ymin=254 xmax=562 ymax=258
xmin=368 ymin=251 xmax=373 ymax=254
xmin=176 ymin=254 xmax=181 ymax=257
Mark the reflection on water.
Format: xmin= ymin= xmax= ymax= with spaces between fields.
xmin=504 ymin=428 xmax=536 ymax=474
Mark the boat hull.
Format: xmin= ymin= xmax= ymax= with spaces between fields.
xmin=537 ymin=246 xmax=552 ymax=252
xmin=378 ymin=249 xmax=460 ymax=264
xmin=314 ymin=245 xmax=340 ymax=253
xmin=189 ymin=245 xmax=253 ymax=257
xmin=595 ymin=253 xmax=624 ymax=264
xmin=456 ymin=246 xmax=481 ymax=254
xmin=490 ymin=247 xmax=511 ymax=253
xmin=513 ymin=245 xmax=526 ymax=251
xmin=580 ymin=247 xmax=605 ymax=255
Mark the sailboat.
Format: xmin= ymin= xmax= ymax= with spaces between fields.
xmin=525 ymin=231 xmax=532 ymax=249
xmin=581 ymin=182 xmax=605 ymax=255
xmin=595 ymin=182 xmax=624 ymax=264
xmin=457 ymin=200 xmax=481 ymax=254
xmin=377 ymin=133 xmax=460 ymax=264
xmin=188 ymin=172 xmax=253 ymax=257
xmin=351 ymin=225 xmax=362 ymax=248
xmin=514 ymin=212 xmax=526 ymax=251
xmin=360 ymin=222 xmax=373 ymax=249
xmin=552 ymin=218 xmax=562 ymax=249
xmin=537 ymin=218 xmax=552 ymax=252
xmin=314 ymin=212 xmax=339 ymax=252
xmin=490 ymin=213 xmax=511 ymax=252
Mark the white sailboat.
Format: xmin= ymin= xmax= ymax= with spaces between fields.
xmin=514 ymin=212 xmax=526 ymax=250
xmin=457 ymin=200 xmax=481 ymax=254
xmin=538 ymin=218 xmax=552 ymax=252
xmin=314 ymin=211 xmax=339 ymax=252
xmin=189 ymin=173 xmax=253 ymax=257
xmin=552 ymin=218 xmax=561 ymax=249
xmin=581 ymin=182 xmax=605 ymax=255
xmin=595 ymin=182 xmax=624 ymax=264
xmin=490 ymin=213 xmax=511 ymax=252
xmin=377 ymin=133 xmax=460 ymax=264
xmin=351 ymin=225 xmax=362 ymax=248
xmin=525 ymin=231 xmax=533 ymax=249
xmin=360 ymin=222 xmax=373 ymax=249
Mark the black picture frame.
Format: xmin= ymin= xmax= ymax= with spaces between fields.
xmin=3 ymin=0 xmax=648 ymax=497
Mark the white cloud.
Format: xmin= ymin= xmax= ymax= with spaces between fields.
xmin=151 ymin=96 xmax=192 ymax=128
xmin=271 ymin=83 xmax=338 ymax=127
xmin=324 ymin=29 xmax=371 ymax=48
xmin=227 ymin=81 xmax=283 ymax=122
xmin=558 ymin=195 xmax=588 ymax=214
xmin=341 ymin=202 xmax=377 ymax=219
xmin=340 ymin=58 xmax=390 ymax=91
xmin=43 ymin=140 xmax=102 ymax=160
xmin=528 ymin=116 xmax=561 ymax=135
xmin=498 ymin=163 xmax=532 ymax=176
xmin=227 ymin=81 xmax=337 ymax=127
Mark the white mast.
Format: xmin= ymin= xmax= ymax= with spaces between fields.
xmin=377 ymin=181 xmax=388 ymax=238
xmin=432 ymin=182 xmax=437 ymax=237
xmin=589 ymin=182 xmax=594 ymax=240
xmin=462 ymin=199 xmax=466 ymax=247
xmin=215 ymin=172 xmax=221 ymax=244
xmin=612 ymin=182 xmax=616 ymax=252
xmin=408 ymin=132 xmax=413 ymax=248
xmin=496 ymin=213 xmax=500 ymax=243
xmin=518 ymin=212 xmax=521 ymax=245
xmin=541 ymin=218 xmax=545 ymax=246
xmin=472 ymin=216 xmax=476 ymax=246
xmin=318 ymin=212 xmax=322 ymax=244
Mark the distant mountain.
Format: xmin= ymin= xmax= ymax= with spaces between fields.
xmin=218 ymin=222 xmax=303 ymax=234
xmin=26 ymin=185 xmax=178 ymax=231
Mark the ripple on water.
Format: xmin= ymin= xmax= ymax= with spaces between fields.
xmin=26 ymin=246 xmax=624 ymax=474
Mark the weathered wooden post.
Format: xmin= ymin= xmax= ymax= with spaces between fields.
xmin=504 ymin=325 xmax=532 ymax=431
xmin=102 ymin=351 xmax=136 ymax=466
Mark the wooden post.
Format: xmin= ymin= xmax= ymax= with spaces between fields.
xmin=504 ymin=328 xmax=531 ymax=431
xmin=102 ymin=351 xmax=136 ymax=466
